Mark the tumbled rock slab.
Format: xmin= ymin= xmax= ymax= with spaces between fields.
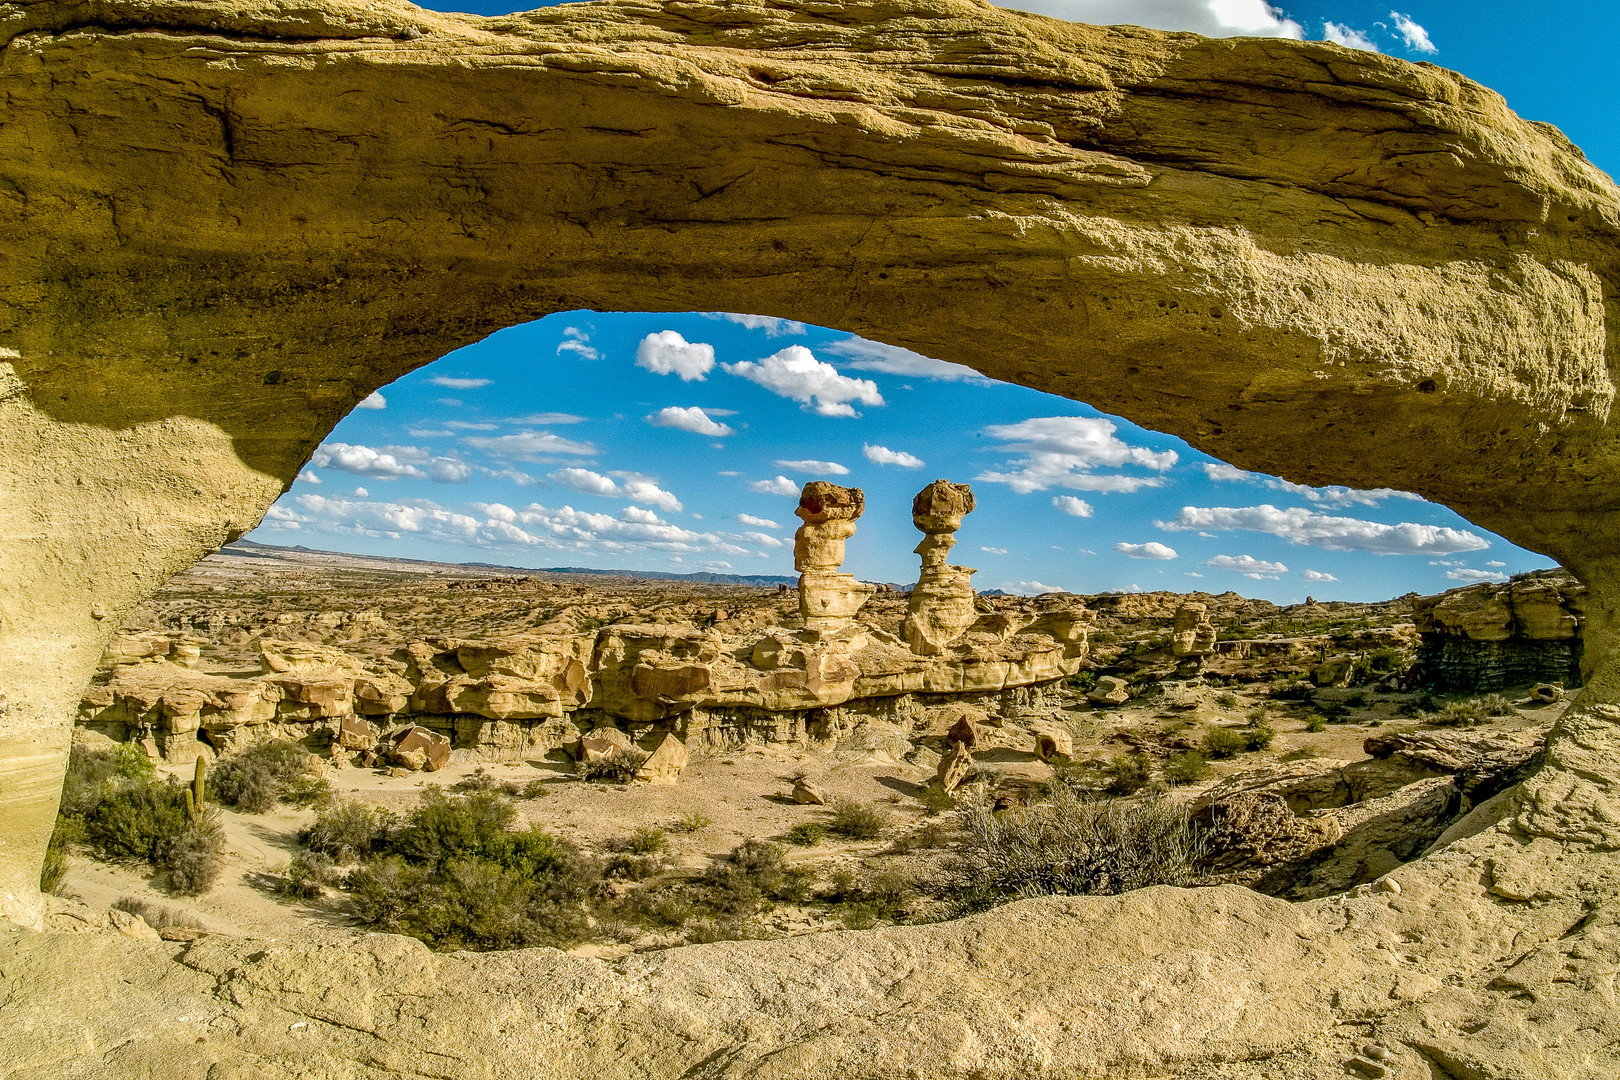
xmin=636 ymin=733 xmax=689 ymax=784
xmin=1088 ymin=675 xmax=1130 ymax=705
xmin=388 ymin=724 xmax=450 ymax=772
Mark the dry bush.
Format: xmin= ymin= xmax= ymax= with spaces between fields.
xmin=212 ymin=740 xmax=328 ymax=813
xmin=829 ymin=799 xmax=889 ymax=840
xmin=947 ymin=784 xmax=1207 ymax=914
xmin=578 ymin=747 xmax=649 ymax=783
xmin=112 ymin=895 xmax=205 ymax=930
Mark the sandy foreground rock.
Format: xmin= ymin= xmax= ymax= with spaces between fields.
xmin=3 ymin=0 xmax=1620 ymax=1076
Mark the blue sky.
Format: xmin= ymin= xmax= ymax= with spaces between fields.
xmin=252 ymin=1 xmax=1614 ymax=602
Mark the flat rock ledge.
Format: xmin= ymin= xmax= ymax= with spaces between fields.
xmin=7 ymin=707 xmax=1620 ymax=1079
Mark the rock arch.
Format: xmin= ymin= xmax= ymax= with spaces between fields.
xmin=3 ymin=1 xmax=1620 ymax=1073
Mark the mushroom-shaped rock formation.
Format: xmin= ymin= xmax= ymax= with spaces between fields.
xmin=5 ymin=1 xmax=1620 ymax=1075
xmin=793 ymin=482 xmax=876 ymax=631
xmin=902 ymin=479 xmax=979 ymax=655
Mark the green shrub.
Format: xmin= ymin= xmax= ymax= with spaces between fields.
xmin=1317 ymin=702 xmax=1352 ymax=723
xmin=1398 ymin=691 xmax=1442 ymax=717
xmin=947 ymin=785 xmax=1206 ymax=914
xmin=785 ymin=822 xmax=825 ymax=847
xmin=1064 ymin=670 xmax=1099 ymax=694
xmin=1240 ymin=721 xmax=1276 ymax=752
xmin=279 ymin=850 xmax=338 ymax=899
xmin=1362 ymin=647 xmax=1404 ymax=675
xmin=302 ymin=800 xmax=393 ymax=863
xmin=1304 ymin=716 xmax=1327 ymax=733
xmin=626 ymin=826 xmax=667 ymax=855
xmin=85 ymin=777 xmax=189 ymax=862
xmin=212 ymin=740 xmax=328 ymax=813
xmin=1271 ymin=681 xmax=1315 ymax=703
xmin=670 ymin=810 xmax=711 ymax=833
xmin=1202 ymin=726 xmax=1248 ymax=759
xmin=1163 ymin=750 xmax=1210 ymax=786
xmin=829 ymin=799 xmax=889 ymax=840
xmin=604 ymin=853 xmax=662 ymax=881
xmin=1343 ymin=692 xmax=1369 ymax=708
xmin=40 ymin=829 xmax=70 ymax=895
xmin=578 ymin=747 xmax=648 ymax=783
xmin=518 ymin=779 xmax=550 ymax=799
xmin=53 ymin=744 xmax=223 ymax=895
xmin=341 ymin=787 xmax=598 ymax=951
xmin=703 ymin=840 xmax=812 ymax=906
xmin=393 ymin=788 xmax=516 ymax=865
xmin=1215 ymin=692 xmax=1241 ymax=709
xmin=158 ymin=812 xmax=224 ymax=895
xmin=1103 ymin=752 xmax=1153 ymax=796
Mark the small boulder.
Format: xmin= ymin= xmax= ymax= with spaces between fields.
xmin=109 ymin=909 xmax=160 ymax=942
xmin=935 ymin=742 xmax=973 ymax=793
xmin=337 ymin=714 xmax=375 ymax=751
xmin=388 ymin=724 xmax=451 ymax=772
xmin=578 ymin=725 xmax=632 ymax=762
xmin=1530 ymin=683 xmax=1564 ymax=704
xmin=1032 ymin=725 xmax=1073 ymax=761
xmin=792 ymin=778 xmax=827 ymax=805
xmin=1088 ymin=676 xmax=1130 ymax=706
xmin=637 ymin=733 xmax=689 ymax=784
xmin=946 ymin=713 xmax=978 ymax=749
xmin=1312 ymin=654 xmax=1356 ymax=688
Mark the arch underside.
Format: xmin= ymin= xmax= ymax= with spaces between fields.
xmin=2 ymin=1 xmax=1620 ymax=1076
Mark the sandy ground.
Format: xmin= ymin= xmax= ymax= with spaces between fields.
xmin=56 ymin=683 xmax=1566 ymax=951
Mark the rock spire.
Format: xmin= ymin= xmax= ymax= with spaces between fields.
xmin=902 ymin=480 xmax=978 ymax=655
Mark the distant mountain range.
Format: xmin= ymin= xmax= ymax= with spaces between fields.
xmin=224 ymin=540 xmax=801 ymax=587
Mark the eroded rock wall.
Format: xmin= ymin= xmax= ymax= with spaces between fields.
xmin=1414 ymin=569 xmax=1586 ymax=690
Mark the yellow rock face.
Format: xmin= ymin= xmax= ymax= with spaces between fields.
xmin=2 ymin=3 xmax=1620 ymax=1070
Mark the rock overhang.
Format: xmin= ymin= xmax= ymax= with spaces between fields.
xmin=3 ymin=3 xmax=1620 ymax=1074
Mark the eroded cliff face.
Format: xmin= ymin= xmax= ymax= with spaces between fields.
xmin=3 ymin=2 xmax=1620 ymax=1075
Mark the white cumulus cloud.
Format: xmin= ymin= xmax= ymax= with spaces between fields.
xmin=428 ymin=375 xmax=492 ymax=389
xmin=994 ymin=0 xmax=1303 ymax=38
xmin=1158 ymin=504 xmax=1490 ymax=556
xmin=1447 ymin=567 xmax=1510 ymax=583
xmin=743 ymin=531 xmax=786 ymax=548
xmin=863 ymin=443 xmax=925 ymax=468
xmin=1323 ymin=21 xmax=1379 ymax=51
xmin=822 ymin=337 xmax=988 ymax=382
xmin=976 ymin=416 xmax=1177 ymax=494
xmin=702 ymin=313 xmax=807 ymax=337
xmin=1202 ymin=462 xmax=1252 ymax=482
xmin=462 ymin=431 xmax=597 ymax=461
xmin=776 ymin=459 xmax=849 ymax=476
xmin=981 ymin=546 xmax=1008 ymax=555
xmin=1116 ymin=541 xmax=1178 ymax=560
xmin=1001 ymin=580 xmax=1068 ymax=596
xmin=297 ymin=469 xmax=321 ymax=485
xmin=1303 ymin=569 xmax=1338 ymax=582
xmin=1390 ymin=11 xmax=1436 ymax=53
xmin=1208 ymin=553 xmax=1288 ymax=579
xmin=736 ymin=514 xmax=781 ymax=529
xmin=1052 ymin=495 xmax=1094 ymax=518
xmin=428 ymin=458 xmax=473 ymax=484
xmin=648 ymin=406 xmax=734 ymax=437
xmin=355 ymin=391 xmax=387 ymax=410
xmin=311 ymin=442 xmax=426 ymax=481
xmin=508 ymin=412 xmax=585 ymax=425
xmin=549 ymin=467 xmax=620 ymax=497
xmin=637 ymin=331 xmax=715 ymax=381
xmin=748 ymin=475 xmax=801 ymax=496
xmin=723 ymin=346 xmax=884 ymax=417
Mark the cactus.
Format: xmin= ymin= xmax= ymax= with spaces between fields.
xmin=184 ymin=755 xmax=207 ymax=819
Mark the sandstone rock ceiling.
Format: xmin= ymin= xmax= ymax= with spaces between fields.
xmin=4 ymin=3 xmax=1620 ymax=1075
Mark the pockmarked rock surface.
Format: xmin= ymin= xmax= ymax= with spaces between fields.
xmin=4 ymin=1 xmax=1620 ymax=1076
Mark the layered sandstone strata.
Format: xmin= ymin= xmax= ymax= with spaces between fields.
xmin=1413 ymin=569 xmax=1587 ymax=690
